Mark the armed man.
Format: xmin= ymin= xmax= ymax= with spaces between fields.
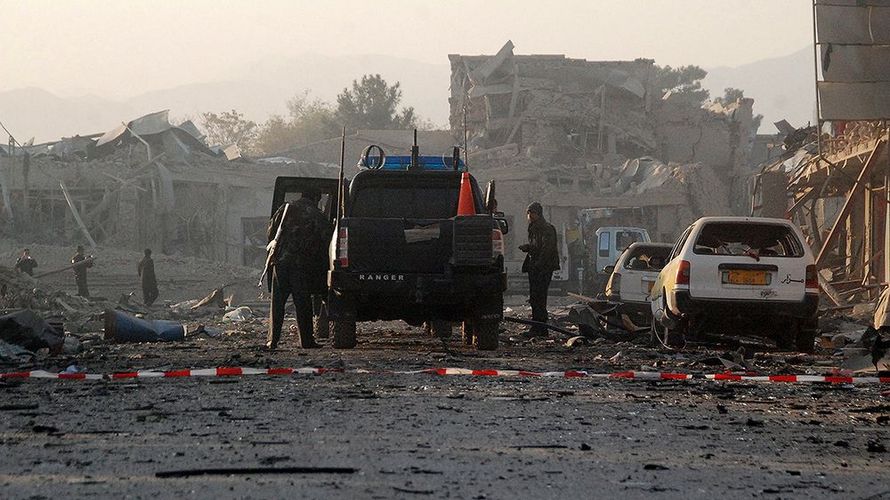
xmin=71 ymin=245 xmax=93 ymax=298
xmin=519 ymin=202 xmax=560 ymax=336
xmin=265 ymin=188 xmax=332 ymax=349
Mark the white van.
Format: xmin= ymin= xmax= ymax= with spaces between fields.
xmin=586 ymin=227 xmax=650 ymax=293
xmin=650 ymin=217 xmax=819 ymax=351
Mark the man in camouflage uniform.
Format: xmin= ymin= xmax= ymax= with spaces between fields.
xmin=266 ymin=188 xmax=332 ymax=349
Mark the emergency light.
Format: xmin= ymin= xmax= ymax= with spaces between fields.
xmin=360 ymin=155 xmax=466 ymax=172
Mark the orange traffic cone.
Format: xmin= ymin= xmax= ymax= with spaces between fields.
xmin=457 ymin=172 xmax=476 ymax=216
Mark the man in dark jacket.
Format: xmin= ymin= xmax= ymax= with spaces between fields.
xmin=14 ymin=248 xmax=38 ymax=276
xmin=138 ymin=248 xmax=159 ymax=307
xmin=266 ymin=188 xmax=332 ymax=349
xmin=519 ymin=202 xmax=560 ymax=335
xmin=71 ymin=245 xmax=92 ymax=298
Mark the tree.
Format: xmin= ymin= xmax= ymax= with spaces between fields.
xmin=714 ymin=87 xmax=763 ymax=132
xmin=652 ymin=64 xmax=710 ymax=103
xmin=200 ymin=110 xmax=257 ymax=152
xmin=335 ymin=74 xmax=416 ymax=130
xmin=253 ymin=91 xmax=339 ymax=155
xmin=713 ymin=87 xmax=745 ymax=106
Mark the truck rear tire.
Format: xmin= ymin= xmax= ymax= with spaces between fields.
xmin=332 ymin=319 xmax=357 ymax=349
xmin=474 ymin=320 xmax=499 ymax=351
xmin=430 ymin=321 xmax=452 ymax=340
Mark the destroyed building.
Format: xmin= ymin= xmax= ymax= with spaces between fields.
xmin=0 ymin=110 xmax=337 ymax=268
xmin=448 ymin=41 xmax=756 ymax=285
xmin=754 ymin=121 xmax=890 ymax=309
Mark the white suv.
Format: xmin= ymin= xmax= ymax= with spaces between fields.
xmin=650 ymin=217 xmax=819 ymax=351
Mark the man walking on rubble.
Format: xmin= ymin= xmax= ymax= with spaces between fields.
xmin=138 ymin=248 xmax=159 ymax=307
xmin=266 ymin=188 xmax=331 ymax=349
xmin=14 ymin=248 xmax=38 ymax=276
xmin=71 ymin=245 xmax=92 ymax=298
xmin=519 ymin=202 xmax=560 ymax=336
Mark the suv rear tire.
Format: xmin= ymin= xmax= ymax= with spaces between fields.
xmin=794 ymin=321 xmax=817 ymax=353
xmin=473 ymin=320 xmax=499 ymax=351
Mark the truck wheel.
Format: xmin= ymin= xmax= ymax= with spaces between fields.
xmin=474 ymin=320 xmax=499 ymax=351
xmin=430 ymin=321 xmax=452 ymax=340
xmin=332 ymin=319 xmax=357 ymax=349
xmin=461 ymin=321 xmax=475 ymax=345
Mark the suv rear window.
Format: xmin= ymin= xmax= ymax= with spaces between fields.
xmin=623 ymin=246 xmax=671 ymax=271
xmin=351 ymin=186 xmax=459 ymax=219
xmin=693 ymin=222 xmax=804 ymax=258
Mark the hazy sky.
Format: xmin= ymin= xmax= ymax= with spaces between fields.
xmin=2 ymin=0 xmax=813 ymax=98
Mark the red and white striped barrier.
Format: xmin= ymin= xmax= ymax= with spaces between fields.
xmin=1 ymin=367 xmax=888 ymax=385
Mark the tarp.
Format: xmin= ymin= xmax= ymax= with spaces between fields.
xmin=0 ymin=310 xmax=63 ymax=353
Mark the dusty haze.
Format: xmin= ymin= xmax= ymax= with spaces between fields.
xmin=1 ymin=0 xmax=815 ymax=141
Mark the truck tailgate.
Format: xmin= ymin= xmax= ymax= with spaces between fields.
xmin=347 ymin=218 xmax=453 ymax=274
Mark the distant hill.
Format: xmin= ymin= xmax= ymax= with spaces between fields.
xmin=0 ymin=54 xmax=452 ymax=143
xmin=1 ymin=50 xmax=816 ymax=143
xmin=704 ymin=46 xmax=816 ymax=134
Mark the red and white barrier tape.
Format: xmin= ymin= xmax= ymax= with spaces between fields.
xmin=0 ymin=367 xmax=888 ymax=384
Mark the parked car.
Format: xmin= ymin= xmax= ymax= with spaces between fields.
xmin=650 ymin=217 xmax=819 ymax=351
xmin=604 ymin=242 xmax=673 ymax=324
xmin=585 ymin=226 xmax=651 ymax=294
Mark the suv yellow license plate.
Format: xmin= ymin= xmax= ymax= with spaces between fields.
xmin=723 ymin=270 xmax=769 ymax=286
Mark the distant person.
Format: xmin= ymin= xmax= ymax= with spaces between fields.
xmin=138 ymin=248 xmax=159 ymax=307
xmin=14 ymin=248 xmax=38 ymax=276
xmin=519 ymin=202 xmax=560 ymax=335
xmin=71 ymin=245 xmax=93 ymax=297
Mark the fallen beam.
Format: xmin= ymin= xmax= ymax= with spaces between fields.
xmin=59 ymin=181 xmax=97 ymax=251
xmin=816 ymin=141 xmax=884 ymax=267
xmin=32 ymin=257 xmax=95 ymax=279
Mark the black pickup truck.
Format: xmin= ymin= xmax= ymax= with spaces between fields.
xmin=271 ymin=147 xmax=508 ymax=350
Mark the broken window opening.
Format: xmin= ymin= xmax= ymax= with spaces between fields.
xmin=694 ymin=222 xmax=804 ymax=258
xmin=623 ymin=246 xmax=671 ymax=271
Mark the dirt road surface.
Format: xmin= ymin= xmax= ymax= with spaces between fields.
xmin=1 ymin=304 xmax=888 ymax=499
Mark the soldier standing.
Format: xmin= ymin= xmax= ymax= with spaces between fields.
xmin=71 ymin=245 xmax=93 ymax=297
xmin=266 ymin=188 xmax=332 ymax=349
xmin=519 ymin=202 xmax=559 ymax=335
xmin=14 ymin=248 xmax=38 ymax=276
xmin=138 ymin=248 xmax=159 ymax=307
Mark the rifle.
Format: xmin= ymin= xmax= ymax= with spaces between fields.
xmin=257 ymin=203 xmax=290 ymax=288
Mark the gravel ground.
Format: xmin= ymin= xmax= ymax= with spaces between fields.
xmin=1 ymin=312 xmax=888 ymax=499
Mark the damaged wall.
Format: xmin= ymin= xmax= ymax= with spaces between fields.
xmin=0 ymin=111 xmax=338 ymax=268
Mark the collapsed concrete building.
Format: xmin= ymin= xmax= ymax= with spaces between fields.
xmin=449 ymin=41 xmax=756 ymax=287
xmin=0 ymin=110 xmax=337 ymax=268
xmin=754 ymin=121 xmax=890 ymax=308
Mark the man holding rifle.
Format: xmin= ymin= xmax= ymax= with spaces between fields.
xmin=264 ymin=188 xmax=331 ymax=350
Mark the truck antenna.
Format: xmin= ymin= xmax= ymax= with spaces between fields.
xmin=410 ymin=128 xmax=420 ymax=170
xmin=337 ymin=125 xmax=346 ymax=221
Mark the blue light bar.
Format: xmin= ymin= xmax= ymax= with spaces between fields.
xmin=362 ymin=155 xmax=466 ymax=171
